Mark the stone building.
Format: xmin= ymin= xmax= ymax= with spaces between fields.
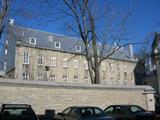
xmin=2 ymin=21 xmax=137 ymax=85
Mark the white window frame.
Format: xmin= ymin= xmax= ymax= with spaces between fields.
xmin=55 ymin=42 xmax=61 ymax=49
xmin=84 ymin=70 xmax=88 ymax=80
xmin=4 ymin=61 xmax=6 ymax=71
xmin=29 ymin=37 xmax=36 ymax=45
xmin=37 ymin=73 xmax=43 ymax=81
xmin=74 ymin=75 xmax=79 ymax=82
xmin=49 ymin=36 xmax=53 ymax=41
xmin=102 ymin=71 xmax=106 ymax=80
xmin=63 ymin=58 xmax=68 ymax=68
xmin=124 ymin=72 xmax=127 ymax=80
xmin=124 ymin=64 xmax=127 ymax=72
xmin=109 ymin=63 xmax=114 ymax=72
xmin=76 ymin=45 xmax=81 ymax=52
xmin=50 ymin=57 xmax=56 ymax=67
xmin=63 ymin=75 xmax=68 ymax=83
xmin=84 ymin=61 xmax=88 ymax=69
xmin=38 ymin=54 xmax=43 ymax=65
xmin=22 ymin=73 xmax=29 ymax=80
xmin=23 ymin=52 xmax=29 ymax=64
xmin=50 ymin=74 xmax=56 ymax=82
xmin=101 ymin=62 xmax=106 ymax=71
xmin=73 ymin=60 xmax=78 ymax=69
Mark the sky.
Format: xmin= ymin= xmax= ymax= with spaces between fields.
xmin=108 ymin=0 xmax=160 ymax=41
xmin=4 ymin=0 xmax=160 ymax=52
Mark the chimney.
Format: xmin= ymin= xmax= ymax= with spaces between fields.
xmin=9 ymin=19 xmax=14 ymax=25
xmin=129 ymin=44 xmax=134 ymax=59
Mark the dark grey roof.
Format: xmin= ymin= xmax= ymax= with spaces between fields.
xmin=10 ymin=24 xmax=134 ymax=61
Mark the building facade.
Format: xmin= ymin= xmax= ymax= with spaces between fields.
xmin=2 ymin=22 xmax=137 ymax=85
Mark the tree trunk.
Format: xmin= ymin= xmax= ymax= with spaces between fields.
xmin=87 ymin=58 xmax=95 ymax=84
xmin=94 ymin=65 xmax=100 ymax=84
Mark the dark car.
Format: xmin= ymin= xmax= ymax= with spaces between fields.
xmin=55 ymin=106 xmax=115 ymax=120
xmin=104 ymin=105 xmax=156 ymax=120
xmin=0 ymin=104 xmax=39 ymax=120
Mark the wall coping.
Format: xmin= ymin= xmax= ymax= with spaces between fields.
xmin=0 ymin=79 xmax=154 ymax=92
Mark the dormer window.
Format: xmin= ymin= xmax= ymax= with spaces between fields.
xmin=30 ymin=37 xmax=36 ymax=45
xmin=55 ymin=42 xmax=61 ymax=48
xmin=49 ymin=36 xmax=53 ymax=41
xmin=76 ymin=45 xmax=81 ymax=52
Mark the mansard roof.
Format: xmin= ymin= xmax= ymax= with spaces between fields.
xmin=9 ymin=24 xmax=134 ymax=61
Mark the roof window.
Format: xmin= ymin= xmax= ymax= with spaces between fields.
xmin=76 ymin=45 xmax=81 ymax=52
xmin=30 ymin=37 xmax=36 ymax=45
xmin=55 ymin=42 xmax=61 ymax=49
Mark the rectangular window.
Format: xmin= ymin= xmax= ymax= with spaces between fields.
xmin=84 ymin=61 xmax=88 ymax=69
xmin=124 ymin=72 xmax=127 ymax=80
xmin=55 ymin=42 xmax=61 ymax=48
xmin=102 ymin=71 xmax=106 ymax=80
xmin=50 ymin=74 xmax=56 ymax=82
xmin=51 ymin=57 xmax=56 ymax=67
xmin=63 ymin=75 xmax=68 ymax=83
xmin=109 ymin=63 xmax=113 ymax=72
xmin=4 ymin=61 xmax=6 ymax=70
xmin=23 ymin=52 xmax=29 ymax=64
xmin=117 ymin=64 xmax=120 ymax=71
xmin=124 ymin=72 xmax=127 ymax=85
xmin=76 ymin=45 xmax=81 ymax=52
xmin=37 ymin=73 xmax=43 ymax=81
xmin=84 ymin=70 xmax=88 ymax=80
xmin=118 ymin=72 xmax=121 ymax=80
xmin=73 ymin=60 xmax=78 ymax=69
xmin=101 ymin=62 xmax=106 ymax=71
xmin=124 ymin=64 xmax=127 ymax=72
xmin=49 ymin=36 xmax=53 ymax=41
xmin=63 ymin=58 xmax=68 ymax=68
xmin=38 ymin=54 xmax=43 ymax=65
xmin=22 ymin=73 xmax=29 ymax=80
xmin=74 ymin=75 xmax=78 ymax=82
xmin=30 ymin=37 xmax=36 ymax=45
xmin=131 ymin=73 xmax=134 ymax=81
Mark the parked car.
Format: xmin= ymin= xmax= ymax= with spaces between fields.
xmin=104 ymin=105 xmax=156 ymax=120
xmin=55 ymin=106 xmax=115 ymax=120
xmin=0 ymin=104 xmax=39 ymax=120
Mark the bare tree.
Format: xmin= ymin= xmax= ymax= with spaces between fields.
xmin=0 ymin=0 xmax=9 ymax=39
xmin=51 ymin=0 xmax=136 ymax=84
xmin=13 ymin=0 xmax=143 ymax=84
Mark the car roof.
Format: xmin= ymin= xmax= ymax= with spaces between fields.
xmin=2 ymin=104 xmax=31 ymax=108
xmin=108 ymin=104 xmax=140 ymax=107
xmin=106 ymin=105 xmax=144 ymax=108
xmin=69 ymin=106 xmax=102 ymax=109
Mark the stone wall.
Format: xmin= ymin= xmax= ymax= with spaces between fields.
xmin=0 ymin=79 xmax=154 ymax=114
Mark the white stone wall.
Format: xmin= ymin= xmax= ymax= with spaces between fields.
xmin=0 ymin=79 xmax=153 ymax=114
